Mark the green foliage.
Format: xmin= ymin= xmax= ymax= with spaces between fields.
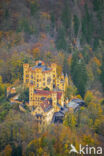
xmin=61 ymin=1 xmax=71 ymax=30
xmin=44 ymin=87 xmax=50 ymax=91
xmin=50 ymin=12 xmax=55 ymax=28
xmin=93 ymin=0 xmax=103 ymax=11
xmin=11 ymin=144 xmax=22 ymax=156
xmin=5 ymin=9 xmax=9 ymax=19
xmin=55 ymin=26 xmax=67 ymax=50
xmin=30 ymin=2 xmax=38 ymax=16
xmin=100 ymin=55 xmax=104 ymax=91
xmin=0 ymin=101 xmax=11 ymax=122
xmin=65 ymin=85 xmax=77 ymax=99
xmin=0 ymin=0 xmax=104 ymax=154
xmin=73 ymin=15 xmax=80 ymax=37
xmin=81 ymin=45 xmax=91 ymax=64
xmin=63 ymin=112 xmax=77 ymax=129
xmin=84 ymin=90 xmax=94 ymax=106
xmin=0 ymin=85 xmax=5 ymax=97
xmin=0 ymin=79 xmax=6 ymax=99
xmin=82 ymin=4 xmax=93 ymax=43
xmin=17 ymin=19 xmax=32 ymax=34
xmin=18 ymin=88 xmax=29 ymax=103
xmin=71 ymin=51 xmax=88 ymax=97
xmin=1 ymin=54 xmax=23 ymax=83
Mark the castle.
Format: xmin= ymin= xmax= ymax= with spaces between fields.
xmin=23 ymin=60 xmax=68 ymax=91
xmin=23 ymin=60 xmax=68 ymax=127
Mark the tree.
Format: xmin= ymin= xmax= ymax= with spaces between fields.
xmin=0 ymin=76 xmax=2 ymax=84
xmin=65 ymin=76 xmax=77 ymax=99
xmin=63 ymin=112 xmax=77 ymax=129
xmin=84 ymin=90 xmax=94 ymax=106
xmin=100 ymin=54 xmax=104 ymax=92
xmin=3 ymin=144 xmax=12 ymax=156
xmin=55 ymin=26 xmax=67 ymax=50
xmin=73 ymin=15 xmax=80 ymax=37
xmin=65 ymin=85 xmax=77 ymax=99
xmin=18 ymin=88 xmax=29 ymax=103
xmin=30 ymin=1 xmax=38 ymax=16
xmin=44 ymin=87 xmax=50 ymax=91
xmin=82 ymin=4 xmax=93 ymax=43
xmin=32 ymin=47 xmax=40 ymax=59
xmin=71 ymin=52 xmax=88 ymax=97
xmin=61 ymin=0 xmax=71 ymax=30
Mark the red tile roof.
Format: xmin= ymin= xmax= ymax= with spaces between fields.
xmin=57 ymin=92 xmax=62 ymax=99
xmin=40 ymin=99 xmax=51 ymax=111
xmin=34 ymin=90 xmax=63 ymax=99
xmin=34 ymin=90 xmax=53 ymax=95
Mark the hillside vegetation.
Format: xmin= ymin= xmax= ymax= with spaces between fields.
xmin=0 ymin=0 xmax=104 ymax=95
xmin=0 ymin=0 xmax=104 ymax=155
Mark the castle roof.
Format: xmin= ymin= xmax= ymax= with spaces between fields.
xmin=32 ymin=63 xmax=51 ymax=72
xmin=40 ymin=99 xmax=52 ymax=112
xmin=57 ymin=92 xmax=63 ymax=99
xmin=34 ymin=90 xmax=63 ymax=100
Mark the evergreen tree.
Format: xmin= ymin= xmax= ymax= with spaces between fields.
xmin=61 ymin=0 xmax=71 ymax=30
xmin=30 ymin=1 xmax=38 ymax=16
xmin=73 ymin=15 xmax=80 ymax=37
xmin=71 ymin=52 xmax=88 ymax=97
xmin=55 ymin=26 xmax=67 ymax=50
xmin=82 ymin=4 xmax=93 ymax=44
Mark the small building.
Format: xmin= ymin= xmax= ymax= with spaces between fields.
xmin=71 ymin=98 xmax=85 ymax=106
xmin=67 ymin=98 xmax=85 ymax=112
xmin=52 ymin=111 xmax=65 ymax=123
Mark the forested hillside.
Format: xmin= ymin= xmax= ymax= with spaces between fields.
xmin=0 ymin=0 xmax=104 ymax=96
xmin=0 ymin=0 xmax=104 ymax=155
xmin=0 ymin=0 xmax=104 ymax=47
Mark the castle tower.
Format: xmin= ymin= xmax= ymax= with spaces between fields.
xmin=29 ymin=84 xmax=34 ymax=106
xmin=52 ymin=92 xmax=58 ymax=112
xmin=51 ymin=63 xmax=57 ymax=88
xmin=23 ymin=64 xmax=29 ymax=86
xmin=64 ymin=74 xmax=68 ymax=91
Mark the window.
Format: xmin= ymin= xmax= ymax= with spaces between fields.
xmin=47 ymin=77 xmax=51 ymax=85
xmin=43 ymin=83 xmax=45 ymax=86
xmin=26 ymin=79 xmax=29 ymax=83
xmin=30 ymin=80 xmax=33 ymax=84
xmin=26 ymin=74 xmax=29 ymax=78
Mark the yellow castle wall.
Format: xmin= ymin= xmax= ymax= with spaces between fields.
xmin=24 ymin=61 xmax=68 ymax=108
